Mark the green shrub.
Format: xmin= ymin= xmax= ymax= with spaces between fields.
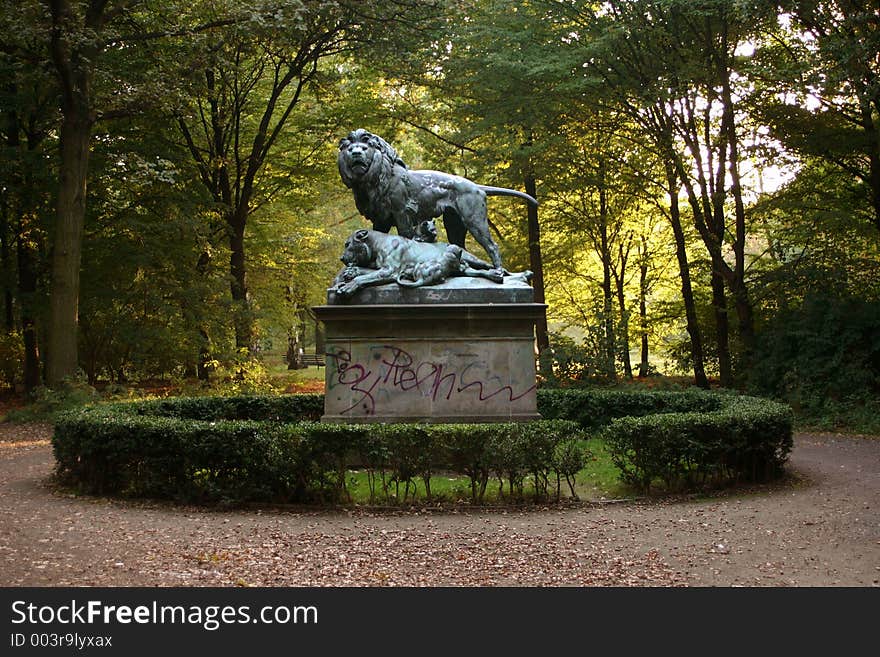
xmin=537 ymin=388 xmax=721 ymax=428
xmin=602 ymin=396 xmax=793 ymax=492
xmin=127 ymin=394 xmax=323 ymax=422
xmin=746 ymin=294 xmax=880 ymax=432
xmin=436 ymin=423 xmax=498 ymax=502
xmin=0 ymin=331 xmax=24 ymax=389
xmin=6 ymin=381 xmax=101 ymax=421
xmin=52 ymin=396 xmax=587 ymax=505
xmin=553 ymin=438 xmax=591 ymax=500
xmin=378 ymin=423 xmax=438 ymax=502
xmin=52 ymin=390 xmax=792 ymax=505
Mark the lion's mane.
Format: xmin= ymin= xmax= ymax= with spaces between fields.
xmin=337 ymin=129 xmax=407 ymax=198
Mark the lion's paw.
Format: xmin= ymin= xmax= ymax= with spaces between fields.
xmin=487 ymin=269 xmax=504 ymax=284
xmin=339 ymin=265 xmax=359 ymax=282
xmin=335 ymin=281 xmax=360 ymax=296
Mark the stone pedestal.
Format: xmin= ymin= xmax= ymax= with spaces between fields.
xmin=315 ymin=277 xmax=544 ymax=423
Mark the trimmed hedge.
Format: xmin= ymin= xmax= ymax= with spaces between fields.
xmin=122 ymin=393 xmax=325 ymax=422
xmin=601 ymin=395 xmax=793 ymax=491
xmin=538 ymin=388 xmax=793 ymax=491
xmin=537 ymin=388 xmax=724 ymax=428
xmin=51 ymin=389 xmax=793 ymax=504
xmin=53 ymin=396 xmax=584 ymax=504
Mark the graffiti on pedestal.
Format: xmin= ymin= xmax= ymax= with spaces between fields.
xmin=326 ymin=344 xmax=536 ymax=415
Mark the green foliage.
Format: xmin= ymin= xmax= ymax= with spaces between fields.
xmin=53 ymin=411 xmax=305 ymax=504
xmin=52 ymin=389 xmax=792 ymax=505
xmin=744 ymin=156 xmax=880 ymax=432
xmin=1 ymin=0 xmax=877 ymax=438
xmin=546 ymin=332 xmax=606 ymax=382
xmin=126 ymin=394 xmax=324 ymax=422
xmin=537 ymin=387 xmax=793 ymax=493
xmin=52 ymin=395 xmax=590 ymax=505
xmin=552 ymin=438 xmax=591 ymax=500
xmin=78 ymin=147 xmax=223 ymax=384
xmin=5 ymin=381 xmax=101 ymax=422
xmin=746 ymin=294 xmax=880 ymax=431
xmin=754 ymin=0 xmax=880 ymax=231
xmin=0 ymin=332 xmax=24 ymax=389
xmin=536 ymin=387 xmax=722 ymax=429
xmin=602 ymin=396 xmax=793 ymax=493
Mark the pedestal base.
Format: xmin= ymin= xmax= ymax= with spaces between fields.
xmin=314 ymin=302 xmax=545 ymax=423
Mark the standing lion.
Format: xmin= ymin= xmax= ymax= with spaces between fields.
xmin=337 ymin=128 xmax=537 ymax=276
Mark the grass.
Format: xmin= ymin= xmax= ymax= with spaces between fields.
xmin=267 ymin=363 xmax=325 ymax=394
xmin=579 ymin=436 xmax=632 ymax=500
xmin=343 ymin=470 xmax=473 ymax=504
xmin=339 ymin=435 xmax=633 ymax=505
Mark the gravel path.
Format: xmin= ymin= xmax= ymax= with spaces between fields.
xmin=1 ymin=424 xmax=877 ymax=587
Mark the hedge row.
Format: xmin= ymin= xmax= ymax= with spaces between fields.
xmin=122 ymin=393 xmax=325 ymax=422
xmin=53 ymin=402 xmax=586 ymax=504
xmin=536 ymin=388 xmax=724 ymax=428
xmin=602 ymin=395 xmax=793 ymax=491
xmin=51 ymin=389 xmax=793 ymax=504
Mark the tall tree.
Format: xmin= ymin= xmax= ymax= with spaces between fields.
xmin=557 ymin=0 xmax=777 ymax=384
xmin=34 ymin=0 xmax=240 ymax=384
xmin=387 ymin=0 xmax=583 ymax=373
xmin=174 ymin=8 xmax=343 ymax=351
xmin=1 ymin=0 xmax=58 ymax=391
xmin=173 ymin=1 xmax=443 ymax=351
xmin=42 ymin=0 xmax=106 ymax=384
xmin=544 ymin=120 xmax=645 ymax=381
xmin=759 ymin=0 xmax=880 ymax=232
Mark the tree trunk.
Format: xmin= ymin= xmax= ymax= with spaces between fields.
xmin=666 ymin=165 xmax=709 ymax=389
xmin=616 ymin=275 xmax=632 ymax=379
xmin=228 ymin=212 xmax=252 ymax=352
xmin=711 ymin=266 xmax=732 ymax=387
xmin=598 ymin=184 xmax=616 ymax=382
xmin=4 ymin=82 xmax=43 ymax=391
xmin=524 ymin=175 xmax=551 ymax=376
xmin=46 ymin=112 xmax=90 ymax=385
xmin=17 ymin=236 xmax=41 ymax=393
xmin=45 ymin=0 xmax=98 ymax=386
xmin=615 ymin=238 xmax=633 ymax=379
xmin=21 ymin=320 xmax=41 ymax=391
xmin=0 ymin=210 xmax=14 ymax=331
xmin=197 ymin=328 xmax=212 ymax=381
xmin=193 ymin=250 xmax=213 ymax=382
xmin=1 ymin=88 xmax=16 ymax=335
xmin=720 ymin=48 xmax=756 ymax=365
xmin=732 ymin=280 xmax=755 ymax=357
xmin=865 ymin=102 xmax=880 ymax=231
xmin=84 ymin=348 xmax=98 ymax=386
xmin=638 ymin=253 xmax=650 ymax=378
xmin=286 ymin=332 xmax=304 ymax=370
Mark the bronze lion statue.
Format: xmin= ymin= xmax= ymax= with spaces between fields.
xmin=337 ymin=129 xmax=537 ymax=276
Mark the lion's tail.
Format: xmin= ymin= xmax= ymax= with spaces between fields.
xmin=479 ymin=186 xmax=538 ymax=206
xmin=396 ymin=276 xmax=425 ymax=288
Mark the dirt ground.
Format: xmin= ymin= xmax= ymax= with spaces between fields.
xmin=0 ymin=423 xmax=877 ymax=587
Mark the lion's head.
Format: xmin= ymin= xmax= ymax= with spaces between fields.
xmin=340 ymin=229 xmax=374 ymax=267
xmin=337 ymin=129 xmax=407 ymax=189
xmin=414 ymin=219 xmax=438 ymax=243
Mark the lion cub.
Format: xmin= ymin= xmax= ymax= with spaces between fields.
xmin=413 ymin=219 xmax=439 ymax=243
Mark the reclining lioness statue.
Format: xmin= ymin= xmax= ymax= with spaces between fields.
xmin=337 ymin=129 xmax=537 ymax=277
xmin=333 ymin=229 xmax=532 ymax=297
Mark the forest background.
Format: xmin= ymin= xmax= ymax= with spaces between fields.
xmin=1 ymin=0 xmax=878 ymax=431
